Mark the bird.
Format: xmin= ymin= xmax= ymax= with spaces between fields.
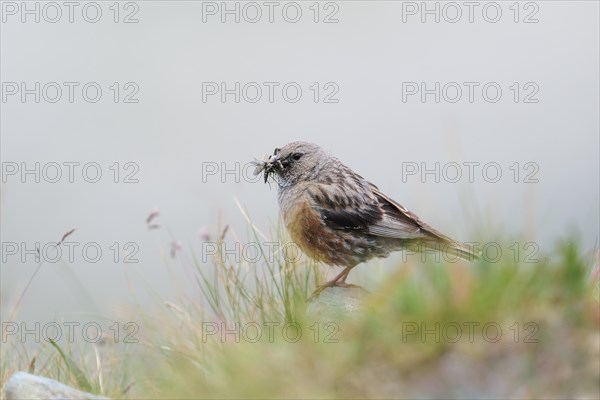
xmin=252 ymin=141 xmax=478 ymax=294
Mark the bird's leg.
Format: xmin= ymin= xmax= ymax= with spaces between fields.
xmin=332 ymin=266 xmax=352 ymax=284
xmin=310 ymin=266 xmax=359 ymax=299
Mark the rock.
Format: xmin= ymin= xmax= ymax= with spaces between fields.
xmin=2 ymin=372 xmax=109 ymax=400
xmin=306 ymin=285 xmax=368 ymax=321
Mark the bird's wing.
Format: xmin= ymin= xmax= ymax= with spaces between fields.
xmin=308 ymin=179 xmax=429 ymax=240
xmin=367 ymin=184 xmax=455 ymax=242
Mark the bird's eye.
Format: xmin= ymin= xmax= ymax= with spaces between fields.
xmin=273 ymin=147 xmax=280 ymax=155
xmin=292 ymin=152 xmax=303 ymax=161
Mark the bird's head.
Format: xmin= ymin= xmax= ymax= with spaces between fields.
xmin=255 ymin=141 xmax=329 ymax=187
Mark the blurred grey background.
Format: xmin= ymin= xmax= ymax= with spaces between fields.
xmin=1 ymin=1 xmax=598 ymax=323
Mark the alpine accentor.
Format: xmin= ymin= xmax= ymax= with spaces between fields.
xmin=253 ymin=141 xmax=477 ymax=292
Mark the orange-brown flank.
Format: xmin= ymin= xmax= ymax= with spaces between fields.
xmin=284 ymin=197 xmax=351 ymax=266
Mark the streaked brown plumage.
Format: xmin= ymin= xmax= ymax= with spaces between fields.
xmin=253 ymin=141 xmax=477 ymax=291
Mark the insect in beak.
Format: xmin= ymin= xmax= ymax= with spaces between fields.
xmin=251 ymin=152 xmax=281 ymax=184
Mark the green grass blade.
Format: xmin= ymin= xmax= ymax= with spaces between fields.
xmin=48 ymin=339 xmax=93 ymax=392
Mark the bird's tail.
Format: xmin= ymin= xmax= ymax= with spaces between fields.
xmin=405 ymin=239 xmax=480 ymax=262
xmin=439 ymin=240 xmax=480 ymax=262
